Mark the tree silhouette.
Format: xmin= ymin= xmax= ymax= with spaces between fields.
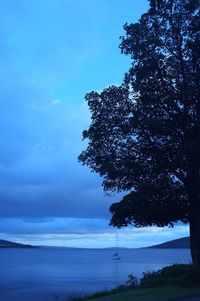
xmin=79 ymin=0 xmax=200 ymax=267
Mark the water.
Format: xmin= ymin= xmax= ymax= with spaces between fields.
xmin=0 ymin=247 xmax=191 ymax=301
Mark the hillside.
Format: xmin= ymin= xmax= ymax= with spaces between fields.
xmin=149 ymin=237 xmax=190 ymax=249
xmin=0 ymin=239 xmax=35 ymax=248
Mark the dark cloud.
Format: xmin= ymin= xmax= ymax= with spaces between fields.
xmin=0 ymin=181 xmax=118 ymax=219
xmin=0 ymin=217 xmax=110 ymax=235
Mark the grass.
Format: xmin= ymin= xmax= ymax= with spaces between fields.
xmin=83 ymin=286 xmax=200 ymax=301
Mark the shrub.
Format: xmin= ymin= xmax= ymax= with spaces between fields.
xmin=125 ymin=274 xmax=139 ymax=287
xmin=140 ymin=264 xmax=200 ymax=288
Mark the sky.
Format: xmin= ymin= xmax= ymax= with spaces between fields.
xmin=0 ymin=0 xmax=189 ymax=248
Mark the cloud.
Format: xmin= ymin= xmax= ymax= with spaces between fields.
xmin=0 ymin=217 xmax=109 ymax=235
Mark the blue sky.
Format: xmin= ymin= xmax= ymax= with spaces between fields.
xmin=0 ymin=0 xmax=189 ymax=248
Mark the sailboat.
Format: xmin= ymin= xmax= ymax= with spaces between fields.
xmin=112 ymin=252 xmax=121 ymax=260
xmin=112 ymin=232 xmax=121 ymax=260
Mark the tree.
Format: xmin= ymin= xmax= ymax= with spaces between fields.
xmin=79 ymin=0 xmax=200 ymax=267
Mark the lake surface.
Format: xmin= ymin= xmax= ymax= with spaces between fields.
xmin=0 ymin=248 xmax=191 ymax=301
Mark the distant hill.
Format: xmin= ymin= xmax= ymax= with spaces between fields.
xmin=0 ymin=239 xmax=35 ymax=248
xmin=148 ymin=237 xmax=190 ymax=249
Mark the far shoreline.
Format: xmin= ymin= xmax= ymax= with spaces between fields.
xmin=0 ymin=236 xmax=190 ymax=249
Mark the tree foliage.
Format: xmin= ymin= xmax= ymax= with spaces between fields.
xmin=79 ymin=0 xmax=200 ymax=231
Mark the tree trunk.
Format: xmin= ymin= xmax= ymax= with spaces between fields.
xmin=189 ymin=216 xmax=200 ymax=268
xmin=187 ymin=167 xmax=200 ymax=268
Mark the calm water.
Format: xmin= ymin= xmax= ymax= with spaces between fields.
xmin=0 ymin=248 xmax=191 ymax=301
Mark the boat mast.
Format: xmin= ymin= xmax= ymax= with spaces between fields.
xmin=116 ymin=231 xmax=119 ymax=254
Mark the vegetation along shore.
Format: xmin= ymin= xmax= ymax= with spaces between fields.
xmin=68 ymin=264 xmax=200 ymax=301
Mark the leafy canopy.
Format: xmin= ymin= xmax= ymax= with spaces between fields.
xmin=79 ymin=0 xmax=200 ymax=228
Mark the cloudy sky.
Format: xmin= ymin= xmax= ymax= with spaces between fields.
xmin=0 ymin=0 xmax=189 ymax=248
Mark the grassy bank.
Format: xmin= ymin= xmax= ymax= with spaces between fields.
xmin=68 ymin=264 xmax=200 ymax=301
xmin=83 ymin=286 xmax=200 ymax=301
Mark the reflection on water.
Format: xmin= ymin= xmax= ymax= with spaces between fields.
xmin=0 ymin=248 xmax=191 ymax=301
